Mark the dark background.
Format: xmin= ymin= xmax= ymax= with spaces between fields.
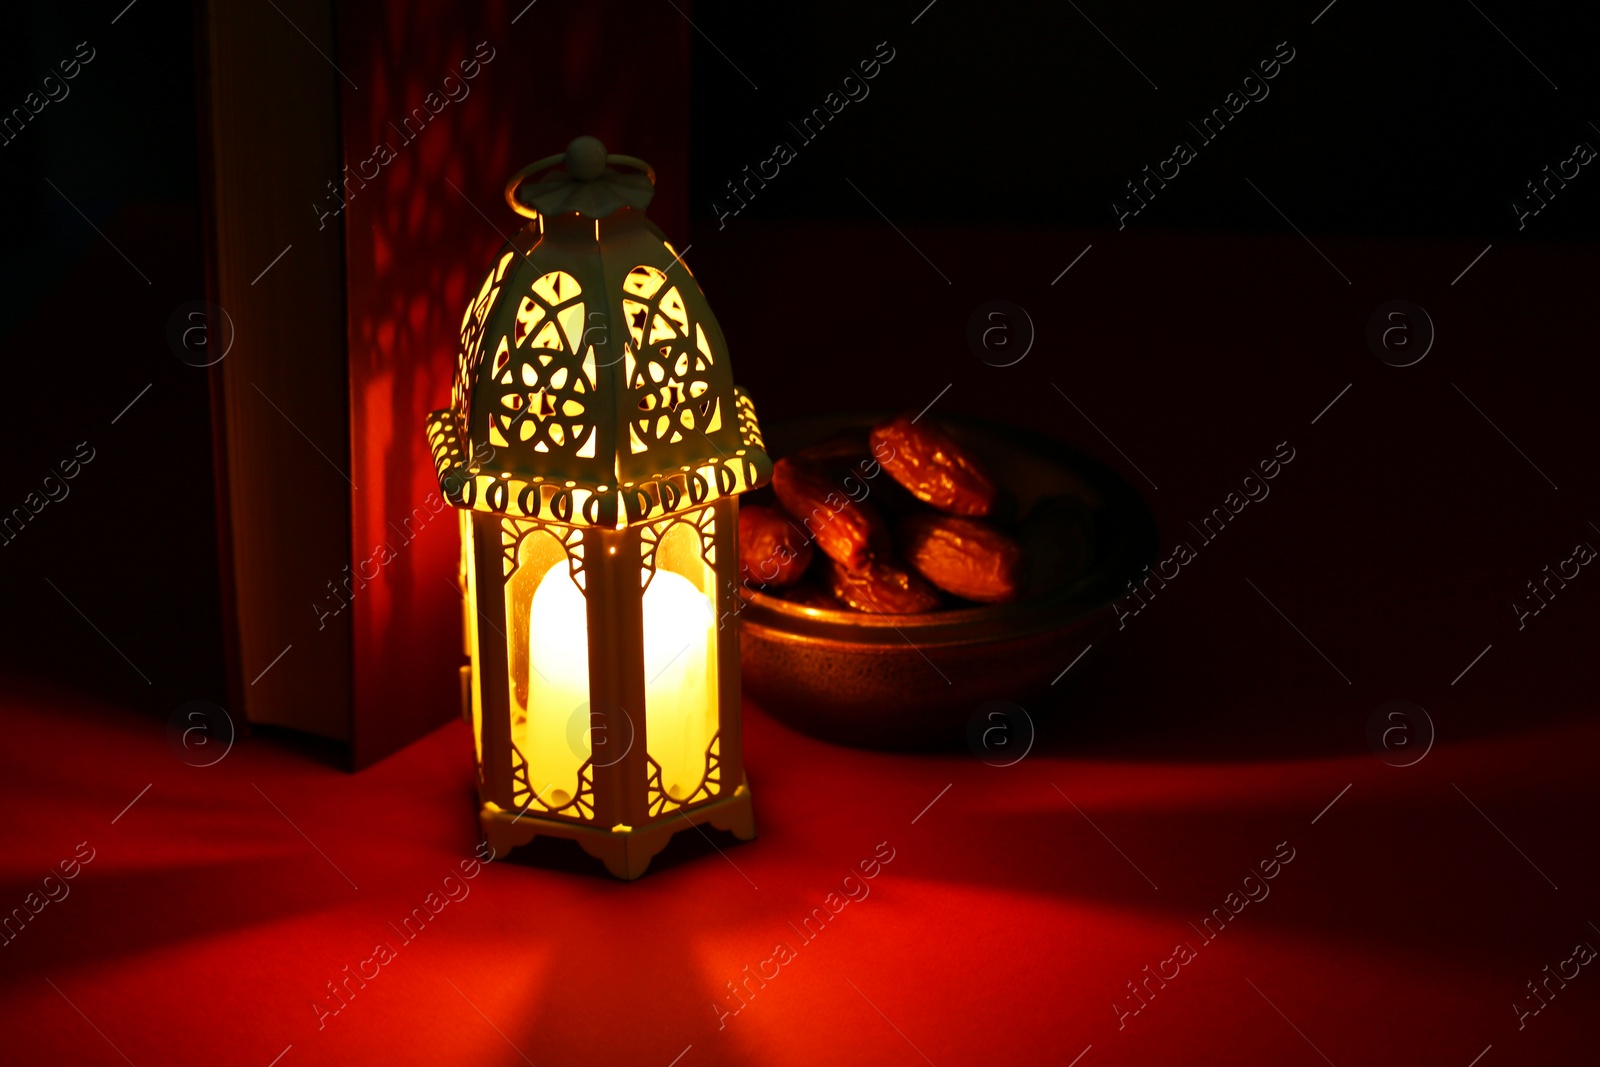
xmin=0 ymin=0 xmax=1595 ymax=717
xmin=0 ymin=1 xmax=215 ymax=711
xmin=687 ymin=0 xmax=1600 ymax=238
xmin=8 ymin=0 xmax=1596 ymax=328
xmin=0 ymin=0 xmax=200 ymax=333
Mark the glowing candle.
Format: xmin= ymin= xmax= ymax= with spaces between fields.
xmin=527 ymin=563 xmax=592 ymax=806
xmin=527 ymin=563 xmax=716 ymax=805
xmin=640 ymin=569 xmax=716 ymax=800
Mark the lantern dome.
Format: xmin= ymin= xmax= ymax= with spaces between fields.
xmin=426 ymin=138 xmax=772 ymax=529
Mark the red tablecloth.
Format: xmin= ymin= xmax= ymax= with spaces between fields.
xmin=3 ymin=644 xmax=1597 ymax=1067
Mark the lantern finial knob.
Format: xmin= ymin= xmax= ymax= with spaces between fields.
xmin=565 ymin=136 xmax=608 ymax=181
xmin=504 ymin=141 xmax=658 ymax=219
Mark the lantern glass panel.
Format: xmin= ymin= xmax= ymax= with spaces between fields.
xmin=505 ymin=526 xmax=590 ymax=806
xmin=460 ymin=511 xmax=483 ymax=769
xmin=643 ymin=516 xmax=719 ymax=800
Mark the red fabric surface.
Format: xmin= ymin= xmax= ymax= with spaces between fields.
xmin=2 ymin=659 xmax=1597 ymax=1065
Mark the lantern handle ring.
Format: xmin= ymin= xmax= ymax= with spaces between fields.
xmin=504 ymin=154 xmax=657 ymax=219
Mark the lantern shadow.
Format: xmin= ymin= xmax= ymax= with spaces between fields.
xmin=0 ymin=855 xmax=361 ymax=988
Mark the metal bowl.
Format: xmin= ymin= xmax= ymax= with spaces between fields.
xmin=737 ymin=414 xmax=1158 ymax=749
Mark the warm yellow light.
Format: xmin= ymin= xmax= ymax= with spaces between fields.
xmin=527 ymin=562 xmax=591 ymax=805
xmin=641 ymin=570 xmax=715 ymax=800
xmin=526 ymin=559 xmax=716 ymax=805
xmin=461 ymin=512 xmax=483 ymax=770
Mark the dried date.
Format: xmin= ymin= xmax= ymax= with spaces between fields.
xmin=738 ymin=505 xmax=813 ymax=588
xmin=771 ymin=455 xmax=890 ymax=570
xmin=822 ymin=556 xmax=941 ymax=614
xmin=899 ymin=513 xmax=1022 ymax=603
xmin=869 ymin=415 xmax=999 ymax=516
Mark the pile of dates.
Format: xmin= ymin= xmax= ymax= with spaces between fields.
xmin=738 ymin=415 xmax=1095 ymax=614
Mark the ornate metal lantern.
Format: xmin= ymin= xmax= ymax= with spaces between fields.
xmin=425 ymin=137 xmax=771 ymax=879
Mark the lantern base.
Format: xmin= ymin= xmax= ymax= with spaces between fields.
xmin=480 ymin=782 xmax=755 ymax=880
